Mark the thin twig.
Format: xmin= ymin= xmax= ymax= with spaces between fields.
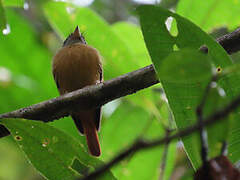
xmin=79 ymin=93 xmax=240 ymax=180
xmin=159 ymin=129 xmax=171 ymax=180
xmin=196 ymin=76 xmax=218 ymax=177
xmin=196 ymin=76 xmax=217 ymax=164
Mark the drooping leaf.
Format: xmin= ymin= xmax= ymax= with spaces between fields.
xmin=0 ymin=119 xmax=116 ymax=180
xmin=158 ymin=49 xmax=212 ymax=167
xmin=138 ymin=5 xmax=240 ymax=167
xmin=138 ymin=5 xmax=240 ymax=168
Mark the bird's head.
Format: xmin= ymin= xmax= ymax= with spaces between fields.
xmin=63 ymin=26 xmax=86 ymax=47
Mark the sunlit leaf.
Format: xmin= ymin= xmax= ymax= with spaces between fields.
xmin=111 ymin=22 xmax=160 ymax=116
xmin=2 ymin=0 xmax=24 ymax=7
xmin=176 ymin=0 xmax=240 ymax=31
xmin=111 ymin=22 xmax=151 ymax=67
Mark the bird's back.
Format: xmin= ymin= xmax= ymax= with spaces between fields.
xmin=52 ymin=43 xmax=102 ymax=94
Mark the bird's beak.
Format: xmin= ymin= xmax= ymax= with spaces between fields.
xmin=73 ymin=26 xmax=80 ymax=38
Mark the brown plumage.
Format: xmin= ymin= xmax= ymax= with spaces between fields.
xmin=52 ymin=26 xmax=102 ymax=156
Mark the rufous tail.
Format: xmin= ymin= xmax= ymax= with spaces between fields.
xmin=82 ymin=119 xmax=101 ymax=156
xmin=72 ymin=111 xmax=101 ymax=157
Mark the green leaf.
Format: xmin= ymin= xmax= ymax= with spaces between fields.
xmin=158 ymin=49 xmax=212 ymax=167
xmin=176 ymin=0 xmax=240 ymax=31
xmin=43 ymin=2 xmax=139 ymax=80
xmin=0 ymin=9 xmax=55 ymax=112
xmin=0 ymin=137 xmax=37 ymax=179
xmin=144 ymin=117 xmax=177 ymax=180
xmin=2 ymin=0 xmax=24 ymax=7
xmin=138 ymin=5 xmax=240 ymax=168
xmin=101 ymin=102 xmax=176 ymax=180
xmin=111 ymin=22 xmax=151 ymax=67
xmin=101 ymin=102 xmax=153 ymax=159
xmin=0 ymin=119 xmax=116 ymax=180
xmin=159 ymin=50 xmax=212 ymax=83
xmin=0 ymin=0 xmax=6 ymax=32
xmin=203 ymin=87 xmax=231 ymax=157
xmin=110 ymin=22 xmax=161 ymax=115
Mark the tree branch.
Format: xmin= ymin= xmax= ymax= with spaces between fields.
xmin=79 ymin=92 xmax=240 ymax=180
xmin=200 ymin=27 xmax=240 ymax=54
xmin=0 ymin=28 xmax=240 ymax=138
xmin=0 ymin=64 xmax=158 ymax=121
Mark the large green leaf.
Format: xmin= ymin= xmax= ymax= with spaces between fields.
xmin=159 ymin=49 xmax=231 ymax=160
xmin=0 ymin=119 xmax=116 ymax=180
xmin=158 ymin=49 xmax=213 ymax=167
xmin=176 ymin=0 xmax=240 ymax=32
xmin=138 ymin=5 xmax=240 ymax=168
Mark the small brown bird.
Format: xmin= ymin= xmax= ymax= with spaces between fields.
xmin=52 ymin=26 xmax=102 ymax=156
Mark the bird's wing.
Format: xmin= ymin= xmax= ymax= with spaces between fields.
xmin=94 ymin=60 xmax=103 ymax=131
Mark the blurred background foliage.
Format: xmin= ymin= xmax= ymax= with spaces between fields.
xmin=0 ymin=0 xmax=239 ymax=180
